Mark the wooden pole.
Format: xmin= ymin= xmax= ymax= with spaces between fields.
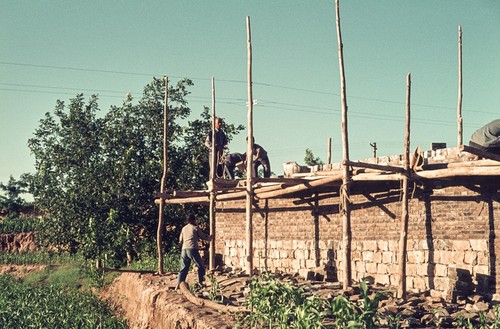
xmin=156 ymin=75 xmax=168 ymax=275
xmin=209 ymin=77 xmax=216 ymax=271
xmin=327 ymin=137 xmax=332 ymax=165
xmin=245 ymin=16 xmax=255 ymax=275
xmin=335 ymin=0 xmax=352 ymax=289
xmin=370 ymin=142 xmax=377 ymax=158
xmin=397 ymin=73 xmax=411 ymax=299
xmin=457 ymin=25 xmax=463 ymax=147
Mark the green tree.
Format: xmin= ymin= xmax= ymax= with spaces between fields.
xmin=27 ymin=78 xmax=244 ymax=266
xmin=0 ymin=175 xmax=29 ymax=216
xmin=304 ymin=148 xmax=323 ymax=166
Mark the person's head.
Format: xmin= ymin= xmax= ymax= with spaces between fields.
xmin=186 ymin=213 xmax=196 ymax=225
xmin=215 ymin=117 xmax=223 ymax=129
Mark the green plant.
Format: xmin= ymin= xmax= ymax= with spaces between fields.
xmin=386 ymin=313 xmax=402 ymax=329
xmin=0 ymin=250 xmax=85 ymax=266
xmin=0 ymin=216 xmax=40 ymax=233
xmin=0 ymin=175 xmax=29 ymax=216
xmin=429 ymin=308 xmax=447 ymax=328
xmin=207 ymin=274 xmax=223 ymax=302
xmin=238 ymin=275 xmax=385 ymax=329
xmin=241 ymin=274 xmax=304 ymax=328
xmin=329 ymin=294 xmax=363 ymax=328
xmin=291 ymin=294 xmax=327 ymax=329
xmin=491 ymin=304 xmax=500 ymax=329
xmin=358 ymin=279 xmax=381 ymax=328
xmin=0 ymin=274 xmax=127 ymax=328
xmin=453 ymin=313 xmax=476 ymax=329
xmin=328 ymin=279 xmax=381 ymax=329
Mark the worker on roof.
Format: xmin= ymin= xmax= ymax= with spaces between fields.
xmin=247 ymin=137 xmax=271 ymax=178
xmin=205 ymin=116 xmax=228 ymax=178
xmin=224 ymin=152 xmax=246 ymax=179
xmin=469 ymin=119 xmax=500 ymax=155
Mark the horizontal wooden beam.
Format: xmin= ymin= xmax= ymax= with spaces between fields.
xmin=256 ymin=174 xmax=343 ymax=199
xmin=345 ymin=160 xmax=405 ymax=173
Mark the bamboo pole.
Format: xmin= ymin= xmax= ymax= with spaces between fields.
xmin=209 ymin=77 xmax=216 ymax=271
xmin=397 ymin=73 xmax=411 ymax=299
xmin=156 ymin=75 xmax=168 ymax=275
xmin=457 ymin=25 xmax=463 ymax=147
xmin=335 ymin=0 xmax=352 ymax=289
xmin=245 ymin=16 xmax=254 ymax=275
xmin=327 ymin=137 xmax=332 ymax=165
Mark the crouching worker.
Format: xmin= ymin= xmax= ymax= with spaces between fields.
xmin=248 ymin=138 xmax=271 ymax=178
xmin=469 ymin=119 xmax=500 ymax=155
xmin=225 ymin=152 xmax=246 ymax=179
xmin=176 ymin=213 xmax=213 ymax=289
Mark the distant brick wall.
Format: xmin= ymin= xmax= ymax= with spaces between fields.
xmin=215 ymin=185 xmax=500 ymax=299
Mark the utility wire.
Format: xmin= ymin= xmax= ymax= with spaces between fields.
xmin=1 ymin=61 xmax=496 ymax=118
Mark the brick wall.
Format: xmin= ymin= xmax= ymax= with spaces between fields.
xmin=215 ymin=185 xmax=500 ymax=299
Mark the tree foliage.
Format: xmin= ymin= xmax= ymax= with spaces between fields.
xmin=304 ymin=148 xmax=324 ymax=166
xmin=0 ymin=175 xmax=29 ymax=216
xmin=27 ymin=78 xmax=244 ymax=266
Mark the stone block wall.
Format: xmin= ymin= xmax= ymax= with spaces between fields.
xmin=215 ymin=185 xmax=500 ymax=298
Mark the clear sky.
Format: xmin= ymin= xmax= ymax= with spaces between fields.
xmin=1 ymin=1 xmax=499 ymax=188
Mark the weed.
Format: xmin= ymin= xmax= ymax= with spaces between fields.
xmin=207 ymin=274 xmax=223 ymax=303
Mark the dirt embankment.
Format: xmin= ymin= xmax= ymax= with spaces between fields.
xmin=101 ymin=272 xmax=237 ymax=329
xmin=0 ymin=232 xmax=37 ymax=252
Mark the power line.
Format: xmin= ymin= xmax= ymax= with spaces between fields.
xmin=0 ymin=61 xmax=459 ymax=112
xmin=1 ymin=61 xmax=496 ymax=117
xmin=0 ymin=82 xmax=139 ymax=95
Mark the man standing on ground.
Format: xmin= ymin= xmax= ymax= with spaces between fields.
xmin=176 ymin=213 xmax=213 ymax=289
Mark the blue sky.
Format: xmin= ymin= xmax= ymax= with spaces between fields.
xmin=1 ymin=1 xmax=499 ymax=188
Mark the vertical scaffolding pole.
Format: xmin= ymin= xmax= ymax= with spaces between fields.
xmin=245 ymin=16 xmax=255 ymax=275
xmin=335 ymin=0 xmax=352 ymax=289
xmin=457 ymin=25 xmax=463 ymax=147
xmin=209 ymin=77 xmax=216 ymax=270
xmin=157 ymin=75 xmax=169 ymax=275
xmin=327 ymin=137 xmax=332 ymax=165
xmin=397 ymin=73 xmax=411 ymax=299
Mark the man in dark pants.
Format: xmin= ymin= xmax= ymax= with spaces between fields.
xmin=224 ymin=152 xmax=246 ymax=179
xmin=176 ymin=214 xmax=213 ymax=289
xmin=469 ymin=119 xmax=500 ymax=155
xmin=246 ymin=137 xmax=271 ymax=178
xmin=205 ymin=117 xmax=228 ymax=178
